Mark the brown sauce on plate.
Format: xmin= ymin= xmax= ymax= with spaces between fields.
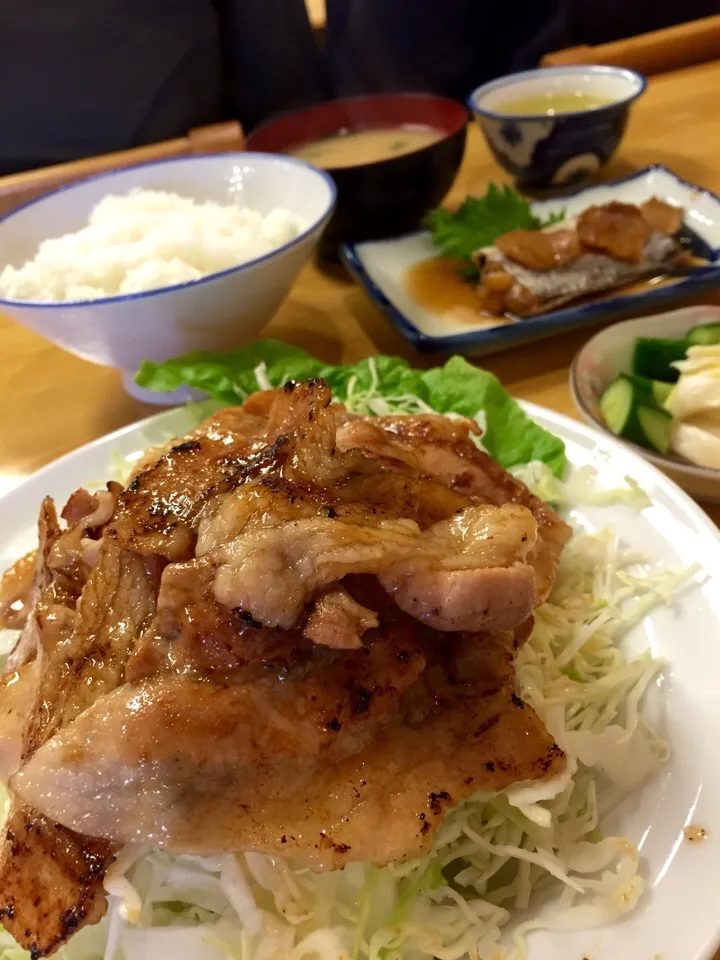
xmin=405 ymin=256 xmax=509 ymax=327
xmin=404 ymin=254 xmax=708 ymax=325
xmin=684 ymin=824 xmax=709 ymax=843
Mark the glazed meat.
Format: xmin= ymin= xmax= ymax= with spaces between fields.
xmin=0 ymin=808 xmax=114 ymax=959
xmin=203 ymin=496 xmax=538 ymax=632
xmin=641 ymin=197 xmax=683 ymax=235
xmin=14 ymin=599 xmax=563 ymax=868
xmin=304 ymin=586 xmax=379 ymax=650
xmin=109 ymin=406 xmax=271 ymax=561
xmin=473 ymin=197 xmax=685 ymax=317
xmin=1 ymin=377 xmax=570 ymax=954
xmin=577 ymin=201 xmax=652 ymax=263
xmin=496 ymin=227 xmax=582 ymax=271
xmin=336 ymin=413 xmax=571 ymax=604
xmin=0 ymin=552 xmax=35 ymax=630
xmin=0 ymin=493 xmax=135 ymax=957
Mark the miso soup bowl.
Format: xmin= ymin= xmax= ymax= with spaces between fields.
xmin=246 ymin=93 xmax=468 ymax=258
xmin=468 ymin=65 xmax=646 ymax=191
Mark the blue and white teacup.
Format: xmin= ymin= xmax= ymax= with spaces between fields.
xmin=468 ymin=65 xmax=646 ymax=191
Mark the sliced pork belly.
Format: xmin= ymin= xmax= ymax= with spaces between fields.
xmin=14 ymin=625 xmax=562 ymax=869
xmin=1 ymin=377 xmax=569 ymax=954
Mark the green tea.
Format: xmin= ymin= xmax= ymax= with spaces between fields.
xmin=497 ymin=92 xmax=614 ymax=116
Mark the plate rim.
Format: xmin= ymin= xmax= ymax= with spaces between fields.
xmin=342 ymin=164 xmax=720 ymax=353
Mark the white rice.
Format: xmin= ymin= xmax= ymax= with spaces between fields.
xmin=0 ymin=188 xmax=305 ymax=302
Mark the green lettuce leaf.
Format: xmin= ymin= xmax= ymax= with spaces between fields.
xmin=136 ymin=340 xmax=566 ymax=476
xmin=425 ymin=183 xmax=565 ymax=261
xmin=422 ymin=356 xmax=567 ymax=476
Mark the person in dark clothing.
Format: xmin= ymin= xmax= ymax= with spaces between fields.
xmin=0 ymin=0 xmax=329 ymax=175
xmin=325 ymin=0 xmax=557 ymax=102
xmin=2 ymin=0 xmax=718 ymax=176
xmin=326 ymin=0 xmax=720 ymax=99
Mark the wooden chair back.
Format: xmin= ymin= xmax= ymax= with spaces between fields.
xmin=542 ymin=13 xmax=720 ymax=76
xmin=0 ymin=120 xmax=245 ymax=217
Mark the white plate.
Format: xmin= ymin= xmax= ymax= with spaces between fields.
xmin=342 ymin=165 xmax=720 ymax=354
xmin=2 ymin=403 xmax=720 ymax=960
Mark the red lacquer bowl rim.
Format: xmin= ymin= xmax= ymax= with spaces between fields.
xmin=245 ymin=93 xmax=469 ymax=166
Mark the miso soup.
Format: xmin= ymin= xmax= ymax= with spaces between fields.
xmin=290 ymin=126 xmax=444 ymax=169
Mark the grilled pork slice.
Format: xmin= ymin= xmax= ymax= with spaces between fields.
xmin=2 ymin=378 xmax=569 ymax=954
xmin=0 ymin=487 xmax=124 ymax=782
xmin=19 ymin=540 xmax=161 ymax=754
xmin=193 ymin=381 xmax=539 ymax=632
xmin=14 ymin=621 xmax=563 ymax=869
xmin=0 ymin=806 xmax=115 ymax=960
xmin=0 ymin=535 xmax=162 ymax=957
xmin=202 ymin=497 xmax=537 ymax=633
xmin=303 ymin=586 xmax=379 ymax=650
xmin=336 ymin=413 xmax=571 ymax=604
xmin=109 ymin=407 xmax=272 ymax=561
xmin=0 ymin=551 xmax=35 ymax=630
xmin=126 ymin=556 xmax=317 ymax=680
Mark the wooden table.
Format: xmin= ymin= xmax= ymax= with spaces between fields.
xmin=2 ymin=58 xmax=720 ymax=535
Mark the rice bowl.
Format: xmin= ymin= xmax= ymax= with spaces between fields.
xmin=0 ymin=154 xmax=336 ymax=400
xmin=0 ymin=189 xmax=306 ymax=303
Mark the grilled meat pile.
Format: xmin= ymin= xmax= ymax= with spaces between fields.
xmin=0 ymin=378 xmax=570 ymax=957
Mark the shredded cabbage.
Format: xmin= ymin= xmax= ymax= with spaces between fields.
xmin=511 ymin=461 xmax=651 ymax=511
xmin=0 ymin=367 xmax=699 ymax=960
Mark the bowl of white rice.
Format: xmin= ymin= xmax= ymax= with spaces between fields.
xmin=0 ymin=153 xmax=336 ymax=401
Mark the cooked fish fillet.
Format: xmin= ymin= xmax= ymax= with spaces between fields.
xmin=641 ymin=197 xmax=683 ymax=236
xmin=496 ymin=227 xmax=582 ymax=271
xmin=480 ymin=234 xmax=681 ymax=317
xmin=577 ymin=202 xmax=652 ymax=263
xmin=471 ymin=198 xmax=685 ymax=318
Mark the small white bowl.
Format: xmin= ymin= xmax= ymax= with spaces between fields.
xmin=570 ymin=305 xmax=720 ymax=502
xmin=0 ymin=153 xmax=336 ymax=402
